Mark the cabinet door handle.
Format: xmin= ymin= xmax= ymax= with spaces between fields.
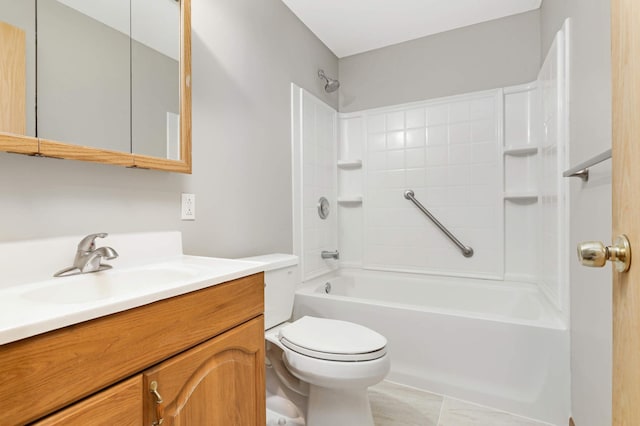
xmin=149 ymin=381 xmax=165 ymax=425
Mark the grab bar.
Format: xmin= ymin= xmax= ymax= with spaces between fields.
xmin=404 ymin=190 xmax=474 ymax=258
xmin=562 ymin=148 xmax=611 ymax=182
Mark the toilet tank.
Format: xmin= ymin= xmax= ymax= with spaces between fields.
xmin=239 ymin=254 xmax=298 ymax=330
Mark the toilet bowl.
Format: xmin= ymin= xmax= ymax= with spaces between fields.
xmin=241 ymin=254 xmax=390 ymax=426
xmin=268 ymin=316 xmax=389 ymax=426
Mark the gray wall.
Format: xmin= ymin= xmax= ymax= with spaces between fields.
xmin=338 ymin=10 xmax=541 ymax=112
xmin=0 ymin=0 xmax=338 ymax=261
xmin=541 ymin=1 xmax=613 ymax=425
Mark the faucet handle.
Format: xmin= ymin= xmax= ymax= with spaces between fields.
xmin=77 ymin=233 xmax=108 ymax=252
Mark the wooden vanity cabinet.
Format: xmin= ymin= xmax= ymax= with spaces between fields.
xmin=0 ymin=273 xmax=265 ymax=425
xmin=143 ymin=317 xmax=265 ymax=426
xmin=33 ymin=376 xmax=144 ymax=426
xmin=34 ymin=317 xmax=265 ymax=426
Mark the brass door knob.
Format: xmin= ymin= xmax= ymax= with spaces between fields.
xmin=577 ymin=235 xmax=631 ymax=272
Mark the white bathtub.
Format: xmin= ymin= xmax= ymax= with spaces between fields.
xmin=293 ymin=269 xmax=569 ymax=425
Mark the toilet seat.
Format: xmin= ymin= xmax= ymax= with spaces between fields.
xmin=279 ymin=316 xmax=387 ymax=362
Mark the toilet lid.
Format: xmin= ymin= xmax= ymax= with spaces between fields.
xmin=279 ymin=316 xmax=387 ymax=362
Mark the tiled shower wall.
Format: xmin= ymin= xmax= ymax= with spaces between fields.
xmin=335 ymin=27 xmax=568 ymax=307
xmin=503 ymin=84 xmax=539 ymax=282
xmin=361 ymin=93 xmax=503 ymax=278
xmin=538 ymin=24 xmax=569 ymax=311
xmin=293 ymin=31 xmax=567 ymax=309
xmin=292 ymin=85 xmax=338 ymax=281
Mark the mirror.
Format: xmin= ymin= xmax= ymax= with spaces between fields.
xmin=37 ymin=0 xmax=132 ymax=153
xmin=0 ymin=0 xmax=191 ymax=173
xmin=132 ymin=0 xmax=181 ymax=159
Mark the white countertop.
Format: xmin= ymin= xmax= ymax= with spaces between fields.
xmin=0 ymin=255 xmax=265 ymax=346
xmin=0 ymin=232 xmax=290 ymax=346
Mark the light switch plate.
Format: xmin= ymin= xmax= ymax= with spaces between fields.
xmin=181 ymin=193 xmax=195 ymax=220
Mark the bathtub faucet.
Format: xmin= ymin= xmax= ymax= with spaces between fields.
xmin=321 ymin=250 xmax=339 ymax=260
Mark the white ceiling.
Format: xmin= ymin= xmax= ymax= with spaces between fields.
xmin=281 ymin=0 xmax=542 ymax=58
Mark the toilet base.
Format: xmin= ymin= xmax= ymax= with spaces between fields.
xmin=306 ymin=384 xmax=374 ymax=426
xmin=266 ymin=395 xmax=305 ymax=426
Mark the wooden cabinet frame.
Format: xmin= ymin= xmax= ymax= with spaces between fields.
xmin=0 ymin=0 xmax=192 ymax=174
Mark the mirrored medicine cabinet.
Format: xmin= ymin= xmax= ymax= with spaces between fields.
xmin=0 ymin=0 xmax=192 ymax=173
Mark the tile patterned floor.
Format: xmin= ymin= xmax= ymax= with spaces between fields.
xmin=369 ymin=381 xmax=554 ymax=426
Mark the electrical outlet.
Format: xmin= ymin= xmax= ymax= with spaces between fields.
xmin=181 ymin=193 xmax=195 ymax=220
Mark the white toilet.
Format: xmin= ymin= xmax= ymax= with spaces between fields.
xmin=243 ymin=254 xmax=390 ymax=426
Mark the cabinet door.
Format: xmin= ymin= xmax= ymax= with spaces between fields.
xmin=144 ymin=316 xmax=265 ymax=426
xmin=33 ymin=376 xmax=142 ymax=426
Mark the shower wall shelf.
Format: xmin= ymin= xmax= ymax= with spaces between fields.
xmin=337 ymin=159 xmax=363 ymax=169
xmin=503 ymin=146 xmax=538 ymax=156
xmin=337 ymin=196 xmax=363 ymax=204
xmin=503 ymin=192 xmax=538 ymax=201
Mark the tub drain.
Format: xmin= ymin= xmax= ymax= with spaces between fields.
xmin=324 ymin=282 xmax=332 ymax=294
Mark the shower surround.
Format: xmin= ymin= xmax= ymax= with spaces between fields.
xmin=291 ymin=20 xmax=571 ymax=426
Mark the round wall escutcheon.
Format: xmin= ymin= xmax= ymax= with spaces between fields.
xmin=318 ymin=197 xmax=330 ymax=219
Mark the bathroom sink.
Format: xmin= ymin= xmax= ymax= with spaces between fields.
xmin=21 ymin=264 xmax=207 ymax=304
xmin=0 ymin=232 xmax=267 ymax=346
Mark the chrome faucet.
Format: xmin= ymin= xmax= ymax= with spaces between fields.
xmin=54 ymin=233 xmax=119 ymax=277
xmin=321 ymin=250 xmax=339 ymax=260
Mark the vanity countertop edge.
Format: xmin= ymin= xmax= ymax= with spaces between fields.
xmin=0 ymin=255 xmax=266 ymax=345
